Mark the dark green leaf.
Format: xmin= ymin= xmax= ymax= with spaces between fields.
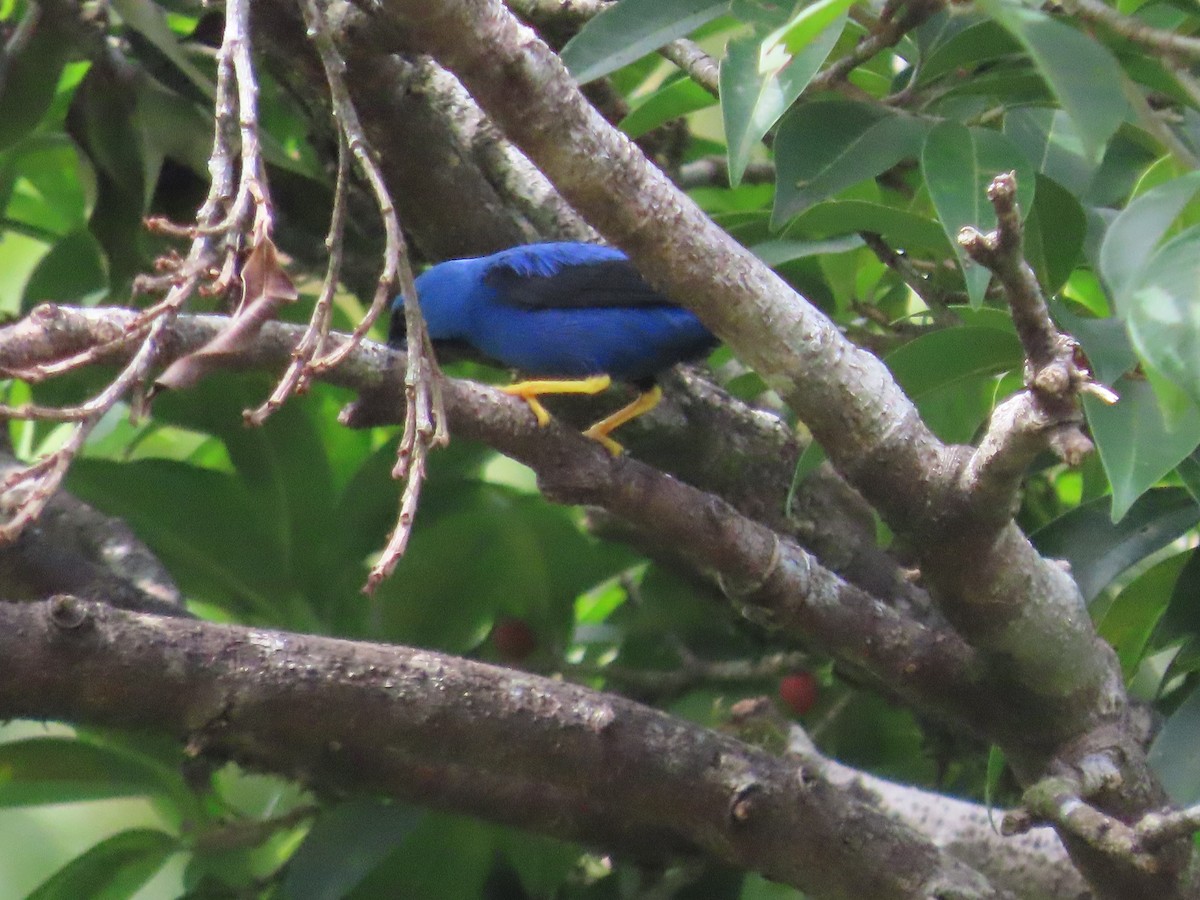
xmin=110 ymin=0 xmax=216 ymax=98
xmin=1150 ymin=685 xmax=1200 ymax=805
xmin=750 ymin=234 xmax=863 ymax=265
xmin=1 ymin=135 xmax=95 ymax=237
xmin=885 ymin=325 xmax=1023 ymax=399
xmin=619 ymin=77 xmax=716 ymax=139
xmin=1052 ymin=302 xmax=1135 ymax=385
xmin=0 ymin=17 xmax=74 ymax=152
xmin=67 ymin=458 xmax=286 ymax=618
xmin=774 ymin=101 xmax=927 ymax=222
xmin=1004 ymin=107 xmax=1096 ymax=196
xmin=976 ymin=0 xmax=1128 ymax=162
xmin=22 ymin=229 xmax=109 ymax=308
xmin=283 ymin=800 xmax=421 ymax=900
xmin=1100 ymin=172 xmax=1200 ymax=308
xmin=721 ymin=6 xmax=847 ymax=185
xmin=1023 ymin=175 xmax=1085 ymax=296
xmin=1152 ymin=546 xmax=1200 ymax=650
xmin=561 ymin=0 xmax=729 ymax=84
xmin=921 ymin=122 xmax=1035 ymax=307
xmin=1085 ymin=377 xmax=1200 ymax=522
xmin=916 ymin=14 xmax=1022 ymax=86
xmin=784 ymin=200 xmax=950 ymax=254
xmin=1099 ymin=551 xmax=1186 ymax=676
xmin=1124 ymin=225 xmax=1200 ymax=411
xmin=0 ymin=737 xmax=187 ymax=810
xmin=346 ymin=814 xmax=492 ymax=900
xmin=26 ymin=828 xmax=177 ymax=900
xmin=1031 ymin=488 xmax=1200 ymax=603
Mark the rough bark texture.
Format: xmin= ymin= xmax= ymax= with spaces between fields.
xmin=0 ymin=597 xmax=1006 ymax=900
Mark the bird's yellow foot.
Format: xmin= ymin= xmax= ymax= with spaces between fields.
xmin=583 ymin=385 xmax=663 ymax=457
xmin=502 ymin=375 xmax=612 ymax=427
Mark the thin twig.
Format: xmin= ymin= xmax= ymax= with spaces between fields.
xmin=246 ymin=133 xmax=351 ymax=424
xmin=1136 ymin=804 xmax=1200 ymax=851
xmin=957 ymin=172 xmax=1115 ymax=515
xmin=1058 ymin=0 xmax=1200 ymax=63
xmin=297 ymin=0 xmax=449 ymax=593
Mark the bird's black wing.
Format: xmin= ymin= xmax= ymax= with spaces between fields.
xmin=485 ymin=258 xmax=673 ymax=311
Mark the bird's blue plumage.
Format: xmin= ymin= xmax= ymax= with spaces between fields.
xmin=389 ymin=242 xmax=716 ymax=384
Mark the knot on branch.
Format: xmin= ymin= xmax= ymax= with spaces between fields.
xmin=49 ymin=594 xmax=94 ymax=631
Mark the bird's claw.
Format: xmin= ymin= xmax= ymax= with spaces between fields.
xmin=583 ymin=426 xmax=625 ymax=456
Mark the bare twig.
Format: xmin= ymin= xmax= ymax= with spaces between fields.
xmin=677 ymin=157 xmax=775 ymax=189
xmin=565 ymin=650 xmax=813 ymax=696
xmin=1006 ymin=775 xmax=1161 ymax=876
xmin=247 ymin=133 xmax=352 ymax=424
xmin=1058 ymin=0 xmax=1200 ymax=63
xmin=1137 ymin=805 xmax=1200 ymax=851
xmin=860 ymin=231 xmax=955 ymax=320
xmin=957 ymin=173 xmax=1115 ymax=516
xmin=808 ymin=0 xmax=947 ymax=98
xmin=295 ymin=0 xmax=448 ymax=593
xmin=0 ymin=0 xmax=280 ymax=542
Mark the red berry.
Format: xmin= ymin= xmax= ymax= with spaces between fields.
xmin=778 ymin=672 xmax=818 ymax=716
xmin=492 ymin=618 xmax=538 ymax=661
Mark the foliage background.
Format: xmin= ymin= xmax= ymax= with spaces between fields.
xmin=1 ymin=0 xmax=1200 ymax=895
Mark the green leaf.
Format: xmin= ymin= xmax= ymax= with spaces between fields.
xmin=1099 ymin=171 xmax=1200 ymax=307
xmin=27 ymin=828 xmax=178 ymax=900
xmin=1 ymin=134 xmax=96 ymax=238
xmin=750 ymin=234 xmax=863 ymax=266
xmin=67 ymin=458 xmax=285 ymax=619
xmin=1023 ymin=175 xmax=1086 ymax=297
xmin=1031 ymin=488 xmax=1200 ymax=603
xmin=1150 ymin=685 xmax=1200 ymax=805
xmin=741 ymin=872 xmax=805 ymax=899
xmin=1052 ymin=301 xmax=1134 ymax=385
xmin=1004 ymin=108 xmax=1095 ymax=196
xmin=721 ymin=9 xmax=845 ymax=187
xmin=916 ymin=15 xmax=1022 ymax=86
xmin=1123 ymin=225 xmax=1200 ymax=411
xmin=561 ymin=0 xmax=729 ymax=84
xmin=347 ymin=814 xmax=493 ymax=900
xmin=0 ymin=737 xmax=187 ymax=809
xmin=1099 ymin=551 xmax=1187 ymax=676
xmin=774 ymin=101 xmax=928 ymax=222
xmin=109 ymin=0 xmax=216 ymax=98
xmin=975 ymin=0 xmax=1128 ymax=162
xmin=0 ymin=16 xmax=74 ymax=152
xmin=619 ymin=77 xmax=716 ymax=139
xmin=1085 ymin=377 xmax=1200 ymax=522
xmin=22 ymin=229 xmax=109 ymax=308
xmin=284 ymin=800 xmax=421 ymax=900
xmin=1151 ymin=546 xmax=1200 ymax=650
xmin=886 ymin=325 xmax=1023 ymax=399
xmin=920 ymin=122 xmax=1035 ymax=307
xmin=785 ymin=199 xmax=950 ymax=254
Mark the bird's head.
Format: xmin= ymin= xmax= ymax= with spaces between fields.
xmin=388 ymin=258 xmax=484 ymax=348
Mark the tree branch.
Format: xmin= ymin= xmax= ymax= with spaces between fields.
xmin=0 ymin=596 xmax=1006 ymax=899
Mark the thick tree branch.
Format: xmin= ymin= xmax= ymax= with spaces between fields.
xmin=0 ymin=596 xmax=1005 ymax=899
xmin=347 ymin=8 xmax=1185 ymax=896
xmin=0 ymin=307 xmax=1019 ymax=740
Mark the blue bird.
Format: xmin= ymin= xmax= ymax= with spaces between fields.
xmin=389 ymin=242 xmax=717 ymax=454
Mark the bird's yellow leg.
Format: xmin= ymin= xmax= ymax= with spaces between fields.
xmin=583 ymin=386 xmax=663 ymax=456
xmin=502 ymin=375 xmax=613 ymax=427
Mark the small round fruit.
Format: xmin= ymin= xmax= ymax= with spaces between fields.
xmin=778 ymin=672 xmax=818 ymax=716
xmin=492 ymin=618 xmax=538 ymax=662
